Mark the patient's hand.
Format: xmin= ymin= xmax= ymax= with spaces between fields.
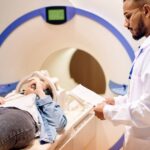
xmin=30 ymin=78 xmax=46 ymax=99
xmin=0 ymin=97 xmax=6 ymax=105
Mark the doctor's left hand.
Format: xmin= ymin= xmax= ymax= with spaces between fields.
xmin=93 ymin=102 xmax=106 ymax=120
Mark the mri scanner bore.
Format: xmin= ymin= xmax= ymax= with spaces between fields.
xmin=41 ymin=48 xmax=106 ymax=94
xmin=69 ymin=49 xmax=106 ymax=94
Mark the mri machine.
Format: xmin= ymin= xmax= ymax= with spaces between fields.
xmin=0 ymin=1 xmax=135 ymax=150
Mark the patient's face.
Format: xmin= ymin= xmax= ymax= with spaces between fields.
xmin=24 ymin=82 xmax=36 ymax=95
xmin=24 ymin=84 xmax=35 ymax=95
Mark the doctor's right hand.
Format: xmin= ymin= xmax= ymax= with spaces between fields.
xmin=0 ymin=97 xmax=6 ymax=105
xmin=104 ymin=98 xmax=115 ymax=105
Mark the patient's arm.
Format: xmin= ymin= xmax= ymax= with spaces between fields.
xmin=36 ymin=95 xmax=67 ymax=131
xmin=0 ymin=97 xmax=6 ymax=105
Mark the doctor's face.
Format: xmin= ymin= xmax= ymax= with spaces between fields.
xmin=123 ymin=1 xmax=146 ymax=40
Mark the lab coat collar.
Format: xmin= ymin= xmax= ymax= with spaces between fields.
xmin=139 ymin=36 xmax=150 ymax=50
xmin=135 ymin=36 xmax=150 ymax=57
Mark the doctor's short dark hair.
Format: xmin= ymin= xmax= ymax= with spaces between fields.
xmin=123 ymin=0 xmax=150 ymax=4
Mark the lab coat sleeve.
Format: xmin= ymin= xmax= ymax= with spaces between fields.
xmin=114 ymin=94 xmax=128 ymax=105
xmin=104 ymin=65 xmax=150 ymax=128
xmin=103 ymin=103 xmax=133 ymax=126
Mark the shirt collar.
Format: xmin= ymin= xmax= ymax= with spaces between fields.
xmin=134 ymin=36 xmax=150 ymax=57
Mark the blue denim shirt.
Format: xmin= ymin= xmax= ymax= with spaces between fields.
xmin=36 ymin=95 xmax=67 ymax=144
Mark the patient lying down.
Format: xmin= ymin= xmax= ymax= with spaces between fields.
xmin=0 ymin=71 xmax=67 ymax=150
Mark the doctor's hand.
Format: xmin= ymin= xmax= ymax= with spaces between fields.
xmin=104 ymin=98 xmax=115 ymax=105
xmin=93 ymin=102 xmax=106 ymax=120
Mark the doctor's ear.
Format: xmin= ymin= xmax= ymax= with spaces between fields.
xmin=143 ymin=4 xmax=150 ymax=18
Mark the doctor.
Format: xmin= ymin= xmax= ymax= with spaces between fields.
xmin=94 ymin=0 xmax=150 ymax=149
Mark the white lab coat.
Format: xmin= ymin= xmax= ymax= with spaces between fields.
xmin=104 ymin=36 xmax=150 ymax=150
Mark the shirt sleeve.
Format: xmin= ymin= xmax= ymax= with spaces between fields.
xmin=36 ymin=95 xmax=67 ymax=131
